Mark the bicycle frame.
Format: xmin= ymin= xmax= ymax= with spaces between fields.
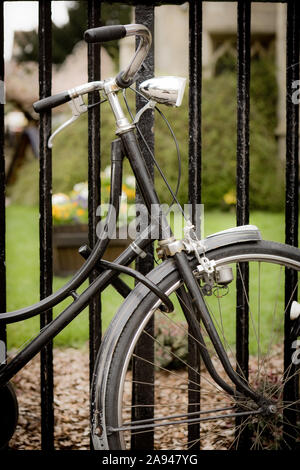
xmin=0 ymin=134 xmax=165 ymax=387
xmin=0 ymin=55 xmax=271 ymax=412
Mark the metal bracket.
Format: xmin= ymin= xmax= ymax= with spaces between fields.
xmin=133 ymin=99 xmax=156 ymax=125
xmin=182 ymin=221 xmax=216 ymax=276
xmin=196 ymin=257 xmax=216 ymax=276
xmin=47 ymin=95 xmax=88 ymax=148
xmin=131 ymin=241 xmax=147 ymax=259
xmin=157 ymin=237 xmax=185 ymax=259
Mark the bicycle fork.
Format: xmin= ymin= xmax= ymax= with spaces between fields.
xmin=173 ymin=250 xmax=276 ymax=413
xmin=119 ymin=128 xmax=273 ymax=412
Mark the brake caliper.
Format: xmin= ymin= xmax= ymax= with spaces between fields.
xmin=182 ymin=221 xmax=233 ymax=296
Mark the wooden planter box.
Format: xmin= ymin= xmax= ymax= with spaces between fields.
xmin=53 ymin=224 xmax=132 ymax=277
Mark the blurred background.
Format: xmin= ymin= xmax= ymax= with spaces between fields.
xmin=4 ymin=2 xmax=287 ymax=210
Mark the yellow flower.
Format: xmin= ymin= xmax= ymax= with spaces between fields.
xmin=223 ymin=190 xmax=236 ymax=205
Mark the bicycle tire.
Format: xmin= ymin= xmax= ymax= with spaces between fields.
xmin=0 ymin=382 xmax=19 ymax=450
xmin=91 ymin=240 xmax=300 ymax=450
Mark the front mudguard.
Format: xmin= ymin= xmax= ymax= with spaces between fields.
xmin=90 ymin=224 xmax=262 ymax=449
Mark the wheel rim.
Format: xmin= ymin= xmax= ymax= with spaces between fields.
xmin=112 ymin=252 xmax=300 ymax=450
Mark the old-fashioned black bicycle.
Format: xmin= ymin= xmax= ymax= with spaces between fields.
xmin=1 ymin=24 xmax=300 ymax=450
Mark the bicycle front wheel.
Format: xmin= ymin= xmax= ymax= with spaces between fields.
xmin=92 ymin=240 xmax=300 ymax=450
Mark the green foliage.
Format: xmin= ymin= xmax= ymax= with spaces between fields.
xmin=154 ymin=54 xmax=282 ymax=212
xmin=154 ymin=316 xmax=188 ymax=369
xmin=14 ymin=2 xmax=131 ymax=65
xmin=9 ymin=56 xmax=283 ymax=211
xmin=200 ymin=54 xmax=282 ymax=211
xmin=8 ymin=105 xmax=114 ymax=203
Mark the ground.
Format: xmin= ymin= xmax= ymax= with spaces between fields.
xmin=10 ymin=348 xmax=90 ymax=450
xmin=8 ymin=345 xmax=285 ymax=450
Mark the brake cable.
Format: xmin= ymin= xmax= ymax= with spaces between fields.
xmin=123 ymin=87 xmax=187 ymax=221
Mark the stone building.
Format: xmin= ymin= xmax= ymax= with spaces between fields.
xmin=120 ymin=2 xmax=288 ymax=160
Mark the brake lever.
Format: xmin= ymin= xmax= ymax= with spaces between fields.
xmin=47 ymin=95 xmax=88 ymax=149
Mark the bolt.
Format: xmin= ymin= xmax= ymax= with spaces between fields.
xmin=94 ymin=425 xmax=103 ymax=436
xmin=268 ymin=404 xmax=277 ymax=414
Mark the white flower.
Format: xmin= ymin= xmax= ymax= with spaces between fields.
xmin=103 ymin=166 xmax=111 ymax=178
xmin=125 ymin=175 xmax=135 ymax=188
xmin=52 ymin=193 xmax=69 ymax=205
xmin=73 ymin=182 xmax=88 ymax=193
xmin=78 ymin=187 xmax=88 ymax=200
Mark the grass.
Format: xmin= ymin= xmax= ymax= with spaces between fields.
xmin=5 ymin=205 xmax=126 ymax=350
xmin=4 ymin=204 xmax=287 ymax=351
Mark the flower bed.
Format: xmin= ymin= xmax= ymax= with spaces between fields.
xmin=53 ymin=223 xmax=132 ymax=277
xmin=52 ymin=168 xmax=135 ymax=276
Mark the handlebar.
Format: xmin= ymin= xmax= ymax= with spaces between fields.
xmin=33 ymin=91 xmax=72 ymax=113
xmin=84 ymin=24 xmax=127 ymax=43
xmin=33 ymin=24 xmax=152 ymax=114
xmin=85 ymin=24 xmax=151 ymax=88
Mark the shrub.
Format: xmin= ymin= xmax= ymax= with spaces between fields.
xmin=154 ymin=315 xmax=188 ymax=369
xmin=9 ymin=56 xmax=283 ymax=211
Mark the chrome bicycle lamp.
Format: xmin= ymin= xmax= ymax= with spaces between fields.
xmin=139 ymin=76 xmax=186 ymax=107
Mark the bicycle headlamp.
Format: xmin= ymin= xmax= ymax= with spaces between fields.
xmin=139 ymin=76 xmax=186 ymax=107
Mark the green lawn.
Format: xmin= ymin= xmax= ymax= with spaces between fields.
xmin=5 ymin=205 xmax=126 ymax=350
xmin=4 ymin=205 xmax=287 ymax=350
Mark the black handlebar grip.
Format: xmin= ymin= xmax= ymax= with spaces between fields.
xmin=33 ymin=91 xmax=71 ymax=113
xmin=84 ymin=25 xmax=126 ymax=44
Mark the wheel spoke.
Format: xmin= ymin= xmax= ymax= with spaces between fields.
xmin=111 ymin=409 xmax=262 ymax=433
xmin=99 ymin=246 xmax=300 ymax=450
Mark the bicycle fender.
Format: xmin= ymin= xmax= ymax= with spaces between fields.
xmin=202 ymin=224 xmax=262 ymax=251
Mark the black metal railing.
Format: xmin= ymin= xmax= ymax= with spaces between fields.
xmin=0 ymin=0 xmax=298 ymax=450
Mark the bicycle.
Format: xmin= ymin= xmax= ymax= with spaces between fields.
xmin=1 ymin=23 xmax=300 ymax=451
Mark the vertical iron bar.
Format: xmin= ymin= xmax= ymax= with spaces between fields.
xmin=132 ymin=4 xmax=155 ymax=450
xmin=188 ymin=0 xmax=202 ymax=450
xmin=38 ymin=0 xmax=54 ymax=451
xmin=87 ymin=0 xmax=101 ymax=390
xmin=87 ymin=1 xmax=101 ymax=450
xmin=0 ymin=1 xmax=5 ymax=348
xmin=236 ymin=0 xmax=251 ymax=236
xmin=236 ymin=0 xmax=251 ymax=450
xmin=284 ymin=0 xmax=299 ymax=449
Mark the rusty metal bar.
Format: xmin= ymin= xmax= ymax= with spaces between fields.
xmin=0 ymin=1 xmax=5 ymax=351
xmin=87 ymin=0 xmax=101 ymax=450
xmin=236 ymin=0 xmax=251 ymax=373
xmin=38 ymin=0 xmax=54 ymax=451
xmin=188 ymin=0 xmax=202 ymax=450
xmin=131 ymin=3 xmax=155 ymax=450
xmin=236 ymin=0 xmax=251 ymax=450
xmin=87 ymin=0 xmax=101 ymax=392
xmin=284 ymin=0 xmax=299 ymax=449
